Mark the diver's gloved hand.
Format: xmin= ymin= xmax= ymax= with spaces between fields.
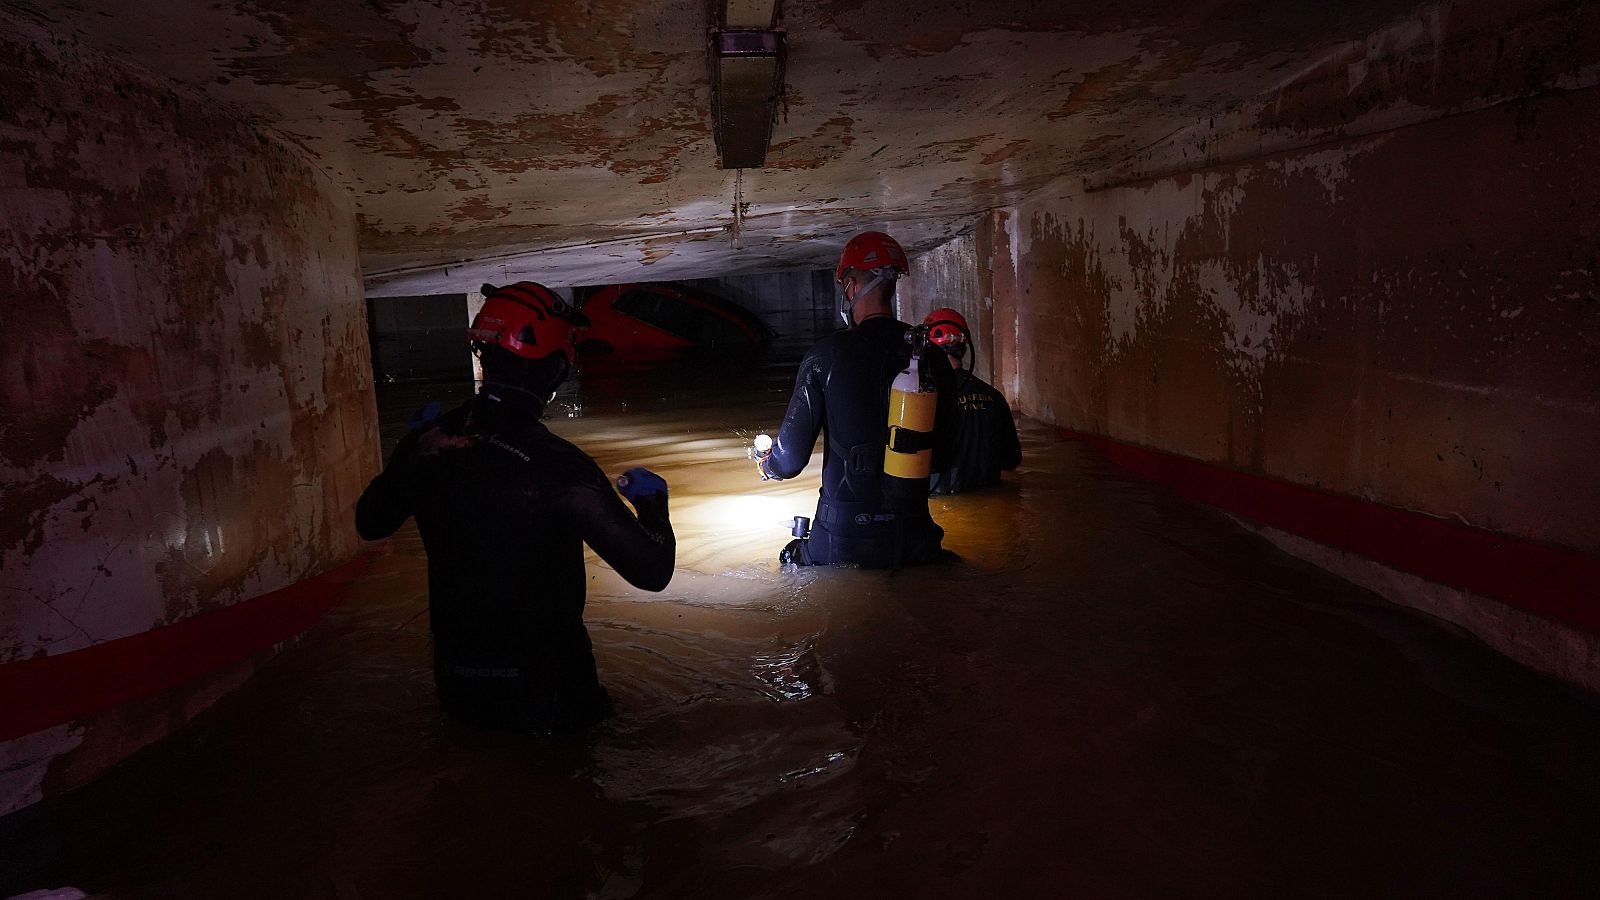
xmin=616 ymin=467 xmax=668 ymax=503
xmin=751 ymin=433 xmax=779 ymax=481
xmin=384 ymin=401 xmax=442 ymax=469
xmin=406 ymin=401 xmax=442 ymax=432
xmin=756 ymin=454 xmax=784 ymax=481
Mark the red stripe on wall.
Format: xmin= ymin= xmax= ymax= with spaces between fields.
xmin=0 ymin=555 xmax=369 ymax=743
xmin=1061 ymin=429 xmax=1600 ymax=632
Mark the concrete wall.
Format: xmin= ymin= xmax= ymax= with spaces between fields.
xmin=897 ymin=230 xmax=995 ymax=385
xmin=675 ymin=269 xmax=838 ymax=342
xmin=0 ymin=11 xmax=377 ymax=814
xmin=368 ymin=294 xmax=472 ymax=384
xmin=998 ymin=88 xmax=1600 ymax=556
xmin=987 ymin=9 xmax=1600 ymax=685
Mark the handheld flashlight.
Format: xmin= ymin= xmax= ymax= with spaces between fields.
xmin=749 ymin=433 xmax=775 ymax=481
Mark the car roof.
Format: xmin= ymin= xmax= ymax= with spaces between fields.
xmin=613 ymin=282 xmax=776 ymax=336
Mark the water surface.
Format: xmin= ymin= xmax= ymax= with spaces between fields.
xmin=7 ymin=348 xmax=1600 ymax=898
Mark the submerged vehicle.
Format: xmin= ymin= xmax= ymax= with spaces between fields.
xmin=576 ymin=283 xmax=775 ymax=354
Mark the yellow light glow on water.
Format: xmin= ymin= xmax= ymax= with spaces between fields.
xmin=695 ymin=494 xmax=797 ymax=531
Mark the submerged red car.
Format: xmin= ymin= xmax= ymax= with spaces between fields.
xmin=575 ymin=283 xmax=774 ymax=354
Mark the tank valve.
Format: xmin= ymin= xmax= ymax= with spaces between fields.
xmin=791 ymin=515 xmax=811 ymax=538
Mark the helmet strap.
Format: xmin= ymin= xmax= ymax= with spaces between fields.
xmin=840 ymin=270 xmax=895 ymax=327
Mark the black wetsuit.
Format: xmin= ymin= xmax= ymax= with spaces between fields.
xmin=929 ymin=371 xmax=1022 ymax=495
xmin=762 ymin=316 xmax=956 ymax=567
xmin=355 ymin=385 xmax=674 ymax=733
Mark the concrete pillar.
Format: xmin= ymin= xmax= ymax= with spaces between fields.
xmin=467 ymin=287 xmax=486 ymax=385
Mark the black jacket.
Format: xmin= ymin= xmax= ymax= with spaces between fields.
xmin=762 ymin=316 xmax=956 ymax=509
xmin=356 ymin=387 xmax=674 ymax=674
xmin=929 ymin=371 xmax=1022 ymax=494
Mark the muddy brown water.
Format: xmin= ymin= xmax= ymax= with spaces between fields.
xmin=5 ymin=349 xmax=1600 ymax=898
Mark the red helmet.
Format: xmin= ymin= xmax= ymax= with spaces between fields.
xmin=924 ymin=307 xmax=969 ymax=348
xmin=468 ymin=281 xmax=589 ymax=362
xmin=834 ymin=231 xmax=909 ymax=284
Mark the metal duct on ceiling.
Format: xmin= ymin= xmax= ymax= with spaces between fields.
xmin=710 ymin=0 xmax=785 ymax=170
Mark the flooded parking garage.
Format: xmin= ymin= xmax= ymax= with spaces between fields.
xmin=5 ymin=0 xmax=1600 ymax=895
xmin=5 ymin=353 xmax=1599 ymax=898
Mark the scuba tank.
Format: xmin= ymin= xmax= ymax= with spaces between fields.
xmin=884 ymin=327 xmax=938 ymax=480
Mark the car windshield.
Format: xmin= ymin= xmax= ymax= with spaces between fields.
xmin=614 ymin=289 xmax=754 ymax=346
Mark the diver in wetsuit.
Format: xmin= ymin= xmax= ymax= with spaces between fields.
xmin=757 ymin=231 xmax=957 ymax=567
xmin=922 ymin=307 xmax=1022 ymax=495
xmin=356 ymin=281 xmax=674 ymax=733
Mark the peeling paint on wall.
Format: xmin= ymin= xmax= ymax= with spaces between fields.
xmin=1089 ymin=0 xmax=1600 ymax=190
xmin=27 ymin=0 xmax=1502 ymax=288
xmin=0 ymin=10 xmax=378 ymax=813
xmin=1002 ymin=84 xmax=1600 ymax=555
xmin=1033 ymin=139 xmax=1376 ymax=397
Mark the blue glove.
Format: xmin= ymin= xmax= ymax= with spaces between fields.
xmin=406 ymin=401 xmax=442 ymax=432
xmin=616 ymin=467 xmax=668 ymax=502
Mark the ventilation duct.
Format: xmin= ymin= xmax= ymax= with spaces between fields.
xmin=710 ymin=0 xmax=785 ymax=169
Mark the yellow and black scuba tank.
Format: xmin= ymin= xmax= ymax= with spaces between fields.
xmin=884 ymin=327 xmax=939 ymax=480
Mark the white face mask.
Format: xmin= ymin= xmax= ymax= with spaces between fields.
xmin=838 ymin=272 xmax=888 ymax=327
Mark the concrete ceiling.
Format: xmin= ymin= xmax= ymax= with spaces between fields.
xmin=16 ymin=0 xmax=1423 ymax=294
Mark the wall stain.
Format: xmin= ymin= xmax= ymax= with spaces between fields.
xmin=1047 ymin=57 xmax=1143 ymax=121
xmin=980 ymin=139 xmax=1031 ymax=166
xmin=0 ymin=476 xmax=87 ymax=567
xmin=766 ymin=116 xmax=857 ymax=171
xmin=1004 ymin=84 xmax=1600 ymax=552
xmin=2 ymin=13 xmax=378 ymax=659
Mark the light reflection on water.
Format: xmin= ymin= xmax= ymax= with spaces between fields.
xmin=751 ymin=636 xmax=828 ymax=702
xmin=368 ymin=348 xmax=1020 ymax=883
xmin=17 ymin=346 xmax=1600 ymax=899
